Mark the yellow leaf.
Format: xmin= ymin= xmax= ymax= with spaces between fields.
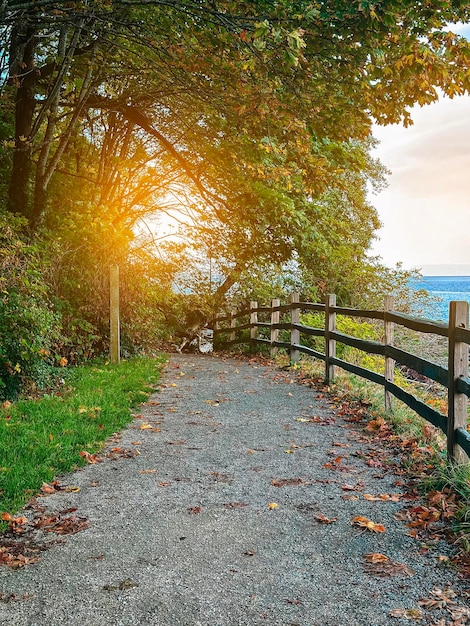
xmin=364 ymin=553 xmax=389 ymax=563
xmin=268 ymin=502 xmax=279 ymax=510
xmin=351 ymin=516 xmax=386 ymax=533
xmin=140 ymin=423 xmax=153 ymax=430
xmin=284 ymin=449 xmax=294 ymax=454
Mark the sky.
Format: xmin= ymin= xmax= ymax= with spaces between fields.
xmin=369 ymin=24 xmax=470 ymax=276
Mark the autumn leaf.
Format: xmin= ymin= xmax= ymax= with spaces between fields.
xmin=140 ymin=469 xmax=157 ymax=474
xmin=341 ymin=483 xmax=363 ymax=491
xmin=223 ymin=502 xmax=248 ymax=509
xmin=271 ymin=478 xmax=306 ymax=487
xmin=390 ymin=608 xmax=423 ymax=620
xmin=40 ymin=482 xmax=57 ymax=494
xmin=267 ymin=502 xmax=279 ymax=510
xmin=139 ymin=422 xmax=154 ymax=430
xmin=365 ymin=418 xmax=385 ymax=432
xmin=351 ymin=516 xmax=386 ymax=533
xmin=364 ymin=554 xmax=414 ymax=577
xmin=363 ymin=493 xmax=401 ymax=502
xmin=315 ymin=514 xmax=338 ymax=524
xmin=79 ymin=450 xmax=102 ymax=464
xmin=188 ymin=506 xmax=202 ymax=514
xmin=324 ymin=456 xmax=345 ymax=470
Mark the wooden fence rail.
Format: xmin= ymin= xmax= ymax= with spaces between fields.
xmin=213 ymin=294 xmax=470 ymax=464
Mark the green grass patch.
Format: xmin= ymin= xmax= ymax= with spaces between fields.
xmin=0 ymin=355 xmax=166 ymax=517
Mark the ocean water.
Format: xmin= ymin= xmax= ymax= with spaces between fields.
xmin=412 ymin=276 xmax=470 ymax=322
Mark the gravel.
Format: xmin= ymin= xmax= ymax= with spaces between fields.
xmin=0 ymin=353 xmax=468 ymax=625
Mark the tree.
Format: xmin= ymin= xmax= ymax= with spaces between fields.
xmin=1 ymin=0 xmax=469 ymax=338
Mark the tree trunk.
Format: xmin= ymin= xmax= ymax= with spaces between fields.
xmin=7 ymin=23 xmax=37 ymax=222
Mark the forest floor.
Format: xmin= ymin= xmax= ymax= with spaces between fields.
xmin=0 ymin=352 xmax=469 ymax=625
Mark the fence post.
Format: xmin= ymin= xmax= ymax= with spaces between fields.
xmin=384 ymin=295 xmax=395 ymax=412
xmin=213 ymin=313 xmax=222 ymax=350
xmin=447 ymin=300 xmax=469 ymax=464
xmin=271 ymin=298 xmax=280 ymax=357
xmin=250 ymin=301 xmax=258 ymax=352
xmin=109 ymin=264 xmax=120 ymax=364
xmin=290 ymin=292 xmax=300 ymax=364
xmin=230 ymin=309 xmax=237 ymax=343
xmin=325 ymin=294 xmax=336 ymax=383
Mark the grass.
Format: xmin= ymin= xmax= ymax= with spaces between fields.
xmin=0 ymin=355 xmax=166 ymax=517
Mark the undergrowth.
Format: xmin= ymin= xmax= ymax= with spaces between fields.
xmin=0 ymin=355 xmax=166 ymax=520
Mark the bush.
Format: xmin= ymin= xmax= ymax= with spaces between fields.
xmin=0 ymin=214 xmax=61 ymax=399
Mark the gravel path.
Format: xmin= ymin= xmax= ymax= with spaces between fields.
xmin=0 ymin=353 xmax=468 ymax=625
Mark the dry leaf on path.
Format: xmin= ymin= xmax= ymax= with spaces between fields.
xmin=364 ymin=555 xmax=414 ymax=577
xmin=364 ymin=553 xmax=388 ymax=563
xmin=364 ymin=493 xmax=401 ymax=502
xmin=351 ymin=516 xmax=386 ymax=533
xmin=188 ymin=506 xmax=202 ymax=514
xmin=271 ymin=478 xmax=306 ymax=487
xmin=223 ymin=502 xmax=248 ymax=509
xmin=390 ymin=608 xmax=423 ymax=620
xmin=315 ymin=514 xmax=338 ymax=524
xmin=79 ymin=451 xmax=102 ymax=464
xmin=267 ymin=502 xmax=279 ymax=510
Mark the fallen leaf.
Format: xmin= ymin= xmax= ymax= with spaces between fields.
xmin=223 ymin=502 xmax=248 ymax=509
xmin=188 ymin=506 xmax=202 ymax=514
xmin=364 ymin=553 xmax=389 ymax=563
xmin=139 ymin=423 xmax=154 ymax=430
xmin=351 ymin=516 xmax=386 ymax=533
xmin=285 ymin=598 xmax=302 ymax=605
xmin=390 ymin=608 xmax=423 ymax=620
xmin=158 ymin=482 xmax=172 ymax=487
xmin=315 ymin=514 xmax=338 ymax=524
xmin=79 ymin=451 xmax=102 ymax=464
xmin=139 ymin=469 xmax=157 ymax=474
xmin=267 ymin=502 xmax=279 ymax=510
xmin=271 ymin=478 xmax=306 ymax=487
xmin=364 ymin=555 xmax=414 ymax=577
xmin=364 ymin=493 xmax=401 ymax=502
xmin=244 ymin=550 xmax=255 ymax=556
xmin=166 ymin=440 xmax=187 ymax=445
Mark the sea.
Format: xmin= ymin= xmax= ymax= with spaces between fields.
xmin=411 ymin=276 xmax=470 ymax=322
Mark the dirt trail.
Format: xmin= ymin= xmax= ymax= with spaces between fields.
xmin=0 ymin=353 xmax=468 ymax=625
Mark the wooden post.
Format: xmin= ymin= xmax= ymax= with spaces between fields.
xmin=290 ymin=292 xmax=300 ymax=364
xmin=384 ymin=295 xmax=395 ymax=412
xmin=325 ymin=294 xmax=336 ymax=383
xmin=213 ymin=313 xmax=222 ymax=350
xmin=230 ymin=309 xmax=237 ymax=343
xmin=250 ymin=301 xmax=258 ymax=351
xmin=271 ymin=298 xmax=280 ymax=357
xmin=447 ymin=300 xmax=469 ymax=464
xmin=109 ymin=264 xmax=120 ymax=364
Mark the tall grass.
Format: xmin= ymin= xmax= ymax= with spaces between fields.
xmin=0 ymin=356 xmax=165 ymax=516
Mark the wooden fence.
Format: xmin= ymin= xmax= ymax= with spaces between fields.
xmin=213 ymin=295 xmax=470 ymax=464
